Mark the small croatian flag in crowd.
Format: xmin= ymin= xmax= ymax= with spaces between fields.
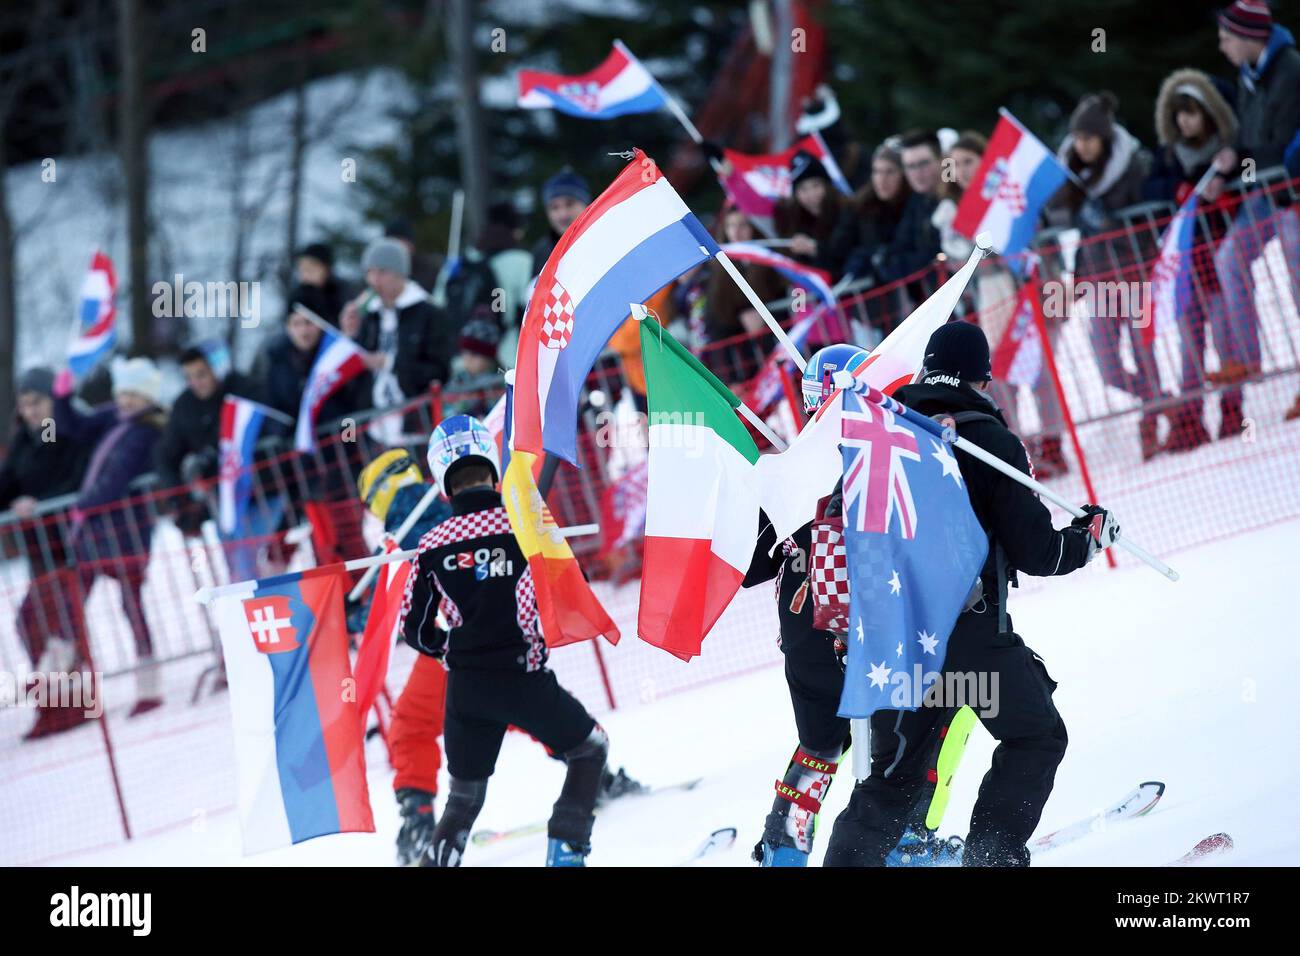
xmin=1144 ymin=193 xmax=1197 ymax=347
xmin=517 ymin=40 xmax=667 ymax=119
xmin=720 ymin=132 xmax=851 ymax=231
xmin=296 ymin=322 xmax=369 ymax=452
xmin=215 ymin=568 xmax=374 ymax=854
xmin=68 ymin=251 xmax=118 ymax=379
xmin=836 ymin=383 xmax=988 ymax=719
xmin=990 ymin=278 xmax=1045 ymax=387
xmin=720 ymin=242 xmax=836 ymax=306
xmin=953 ymin=110 xmax=1069 ymax=260
xmin=218 ymin=396 xmax=272 ymax=536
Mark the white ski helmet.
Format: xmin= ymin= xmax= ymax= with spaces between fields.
xmin=426 ymin=414 xmax=501 ymax=496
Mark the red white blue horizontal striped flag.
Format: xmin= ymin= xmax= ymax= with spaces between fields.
xmin=517 ymin=40 xmax=668 ymax=120
xmin=68 ymin=251 xmax=118 ymax=379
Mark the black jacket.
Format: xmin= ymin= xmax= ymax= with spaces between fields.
xmin=356 ymin=283 xmax=456 ymax=395
xmin=892 ymin=378 xmax=1093 ymax=596
xmin=258 ymin=332 xmax=371 ymax=440
xmin=154 ymin=372 xmax=259 ymax=488
xmin=0 ymin=419 xmax=89 ymax=569
xmin=400 ymin=488 xmax=548 ymax=671
xmin=875 ymin=192 xmax=940 ymax=283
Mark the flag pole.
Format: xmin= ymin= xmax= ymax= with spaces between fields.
xmin=290 ymin=302 xmax=338 ymax=337
xmin=615 ymin=38 xmax=704 ymax=145
xmin=714 ymin=250 xmax=808 ymax=371
xmin=832 ymin=373 xmax=1179 ymax=582
xmin=631 ymin=304 xmax=788 ymax=451
xmin=346 ymin=484 xmax=443 ymax=603
xmin=195 ymin=523 xmax=602 ymax=605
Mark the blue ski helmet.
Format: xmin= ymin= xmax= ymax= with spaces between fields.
xmin=426 ymin=414 xmax=500 ymax=495
xmin=801 ymin=344 xmax=868 ymax=413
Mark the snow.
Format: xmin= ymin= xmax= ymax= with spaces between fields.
xmin=38 ymin=517 xmax=1300 ymax=867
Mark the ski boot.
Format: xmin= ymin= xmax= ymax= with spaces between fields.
xmin=546 ymin=838 xmax=589 ymax=867
xmin=753 ymin=839 xmax=809 ymax=867
xmin=885 ymin=826 xmax=966 ymax=867
xmin=596 ymin=765 xmax=648 ymax=806
xmin=754 ymin=745 xmax=842 ymax=867
xmin=395 ymin=788 xmax=437 ymax=867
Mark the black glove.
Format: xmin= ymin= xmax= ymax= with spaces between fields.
xmin=700 ymin=139 xmax=724 ymax=165
xmin=1071 ymin=504 xmax=1120 ymax=562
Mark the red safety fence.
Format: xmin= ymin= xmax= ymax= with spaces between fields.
xmin=3 ymin=172 xmax=1299 ymax=865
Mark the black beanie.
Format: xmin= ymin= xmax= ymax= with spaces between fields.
xmin=921 ymin=321 xmax=992 ymax=383
xmin=791 ymin=151 xmax=830 ymax=188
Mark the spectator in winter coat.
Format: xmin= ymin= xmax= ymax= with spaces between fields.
xmin=292 ymin=242 xmax=350 ymax=327
xmin=53 ymin=358 xmax=168 ymax=718
xmin=1145 ymin=68 xmax=1244 ymax=451
xmin=1 ymin=366 xmax=92 ymax=738
xmin=773 ymin=152 xmax=845 ymax=274
xmin=530 ymin=169 xmax=590 ymax=275
xmin=154 ymin=345 xmax=260 ymax=533
xmin=875 ymin=130 xmax=942 ymax=284
xmin=261 ymin=298 xmax=372 ymax=440
xmin=827 ymin=141 xmax=912 ymax=289
xmin=444 ymin=311 xmax=506 ymax=419
xmin=1211 ymin=1 xmax=1300 ymax=409
xmin=1046 ymin=92 xmax=1164 ymax=460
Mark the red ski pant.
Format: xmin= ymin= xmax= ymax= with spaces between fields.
xmin=390 ymin=653 xmax=448 ymax=794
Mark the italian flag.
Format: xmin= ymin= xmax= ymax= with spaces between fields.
xmin=638 ymin=321 xmax=760 ymax=660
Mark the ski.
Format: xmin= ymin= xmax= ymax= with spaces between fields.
xmin=471 ymin=777 xmax=705 ymax=847
xmin=1165 ymin=833 xmax=1233 ymax=866
xmin=676 ymin=827 xmax=738 ymax=866
xmin=1030 ymin=781 xmax=1165 ymax=855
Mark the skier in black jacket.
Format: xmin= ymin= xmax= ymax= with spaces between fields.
xmin=400 ymin=415 xmax=608 ymax=868
xmin=824 ymin=321 xmax=1120 ymax=867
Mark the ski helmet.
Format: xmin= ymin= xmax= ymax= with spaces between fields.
xmin=426 ymin=414 xmax=500 ymax=496
xmin=801 ymin=343 xmax=868 ymax=413
xmin=357 ymin=449 xmax=424 ymax=522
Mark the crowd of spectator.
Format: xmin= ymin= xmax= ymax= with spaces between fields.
xmin=3 ymin=0 xmax=1300 ymax=740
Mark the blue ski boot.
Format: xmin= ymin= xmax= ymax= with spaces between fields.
xmin=886 ymin=826 xmax=966 ymax=866
xmin=546 ymin=838 xmax=589 ymax=867
xmin=758 ymin=842 xmax=809 ymax=867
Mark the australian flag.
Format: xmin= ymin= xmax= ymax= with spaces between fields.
xmin=837 ymin=383 xmax=988 ymax=718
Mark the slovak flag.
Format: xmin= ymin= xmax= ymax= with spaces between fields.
xmin=296 ymin=324 xmax=368 ymax=452
xmin=218 ymin=396 xmax=270 ymax=537
xmin=720 ymin=132 xmax=851 ymax=232
xmin=517 ymin=40 xmax=667 ymax=120
xmin=836 ymin=383 xmax=988 ymax=719
xmin=990 ymin=277 xmax=1044 ymax=386
xmin=511 ymin=148 xmax=718 ymax=464
xmin=953 ymin=109 xmax=1069 ymax=259
xmin=68 ymin=251 xmax=118 ymax=379
xmin=1143 ymin=194 xmax=1196 ymax=347
xmin=215 ymin=567 xmax=374 ymax=853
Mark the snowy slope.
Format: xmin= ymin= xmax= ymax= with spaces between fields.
xmin=52 ymin=517 xmax=1299 ymax=867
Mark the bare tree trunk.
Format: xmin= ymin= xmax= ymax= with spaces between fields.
xmin=446 ymin=0 xmax=488 ymax=241
xmin=117 ymin=0 xmax=152 ymax=356
xmin=768 ymin=0 xmax=793 ymax=151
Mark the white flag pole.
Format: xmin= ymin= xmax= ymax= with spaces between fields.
xmin=714 ymin=250 xmax=808 ymax=371
xmin=614 ymin=39 xmax=705 ymax=145
xmin=831 ymin=371 xmax=1179 ymax=582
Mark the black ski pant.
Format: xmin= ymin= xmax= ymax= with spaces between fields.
xmin=823 ymin=608 xmax=1067 ymax=867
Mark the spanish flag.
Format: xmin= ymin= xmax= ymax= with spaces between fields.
xmin=501 ymin=449 xmax=620 ymax=648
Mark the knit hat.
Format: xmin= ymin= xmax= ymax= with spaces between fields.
xmin=1219 ymin=0 xmax=1273 ymax=40
xmin=921 ymin=320 xmax=992 ymax=383
xmin=541 ymin=169 xmax=591 ymax=206
xmin=790 ymin=150 xmax=830 ymax=188
xmin=17 ymin=366 xmax=55 ymax=398
xmin=112 ymin=357 xmax=163 ymax=404
xmin=458 ymin=313 xmax=502 ymax=360
xmin=361 ymin=236 xmax=411 ymax=278
xmin=1069 ymin=91 xmax=1119 ymax=140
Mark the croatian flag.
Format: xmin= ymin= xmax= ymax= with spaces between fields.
xmin=295 ymin=324 xmax=368 ymax=452
xmin=218 ymin=396 xmax=271 ymax=536
xmin=721 ymin=132 xmax=851 ymax=231
xmin=68 ymin=251 xmax=118 ymax=379
xmin=990 ymin=279 xmax=1044 ymax=386
xmin=720 ymin=242 xmax=836 ymax=306
xmin=517 ymin=40 xmax=667 ymax=120
xmin=1143 ymin=194 xmax=1196 ymax=347
xmin=215 ymin=567 xmax=374 ymax=853
xmin=836 ymin=384 xmax=988 ymax=719
xmin=512 ymin=148 xmax=719 ymax=463
xmin=953 ymin=110 xmax=1068 ymax=259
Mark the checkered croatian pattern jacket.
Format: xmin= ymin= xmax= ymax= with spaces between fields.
xmin=399 ymin=487 xmax=546 ymax=671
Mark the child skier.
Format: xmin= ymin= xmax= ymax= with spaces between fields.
xmin=398 ymin=414 xmax=610 ymax=867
